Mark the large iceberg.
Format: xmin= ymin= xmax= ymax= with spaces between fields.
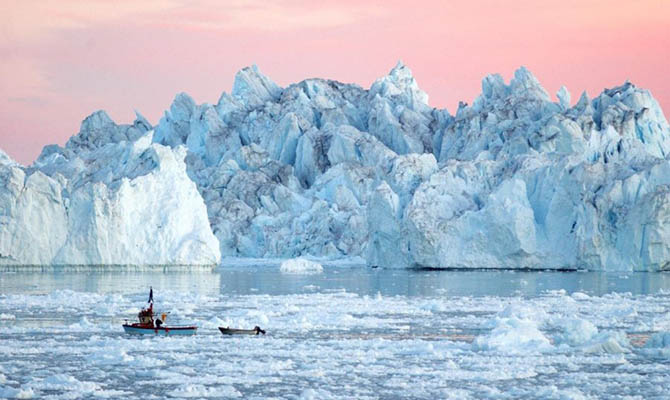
xmin=0 ymin=112 xmax=220 ymax=266
xmin=3 ymin=62 xmax=670 ymax=270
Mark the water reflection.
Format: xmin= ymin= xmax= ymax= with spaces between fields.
xmin=0 ymin=270 xmax=221 ymax=296
xmin=215 ymin=268 xmax=670 ymax=297
xmin=2 ymin=267 xmax=667 ymax=298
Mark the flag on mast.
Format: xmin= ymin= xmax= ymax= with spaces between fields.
xmin=148 ymin=287 xmax=153 ymax=303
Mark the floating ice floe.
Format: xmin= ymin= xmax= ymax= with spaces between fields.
xmin=473 ymin=304 xmax=553 ymax=354
xmin=0 ymin=386 xmax=35 ymax=399
xmin=280 ymin=258 xmax=324 ymax=274
xmin=554 ymin=318 xmax=599 ymax=347
xmin=473 ymin=316 xmax=553 ymax=354
xmin=168 ymin=383 xmax=242 ymax=398
xmin=555 ymin=317 xmax=630 ymax=354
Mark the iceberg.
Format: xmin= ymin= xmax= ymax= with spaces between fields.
xmin=3 ymin=63 xmax=670 ymax=270
xmin=0 ymin=114 xmax=220 ymax=266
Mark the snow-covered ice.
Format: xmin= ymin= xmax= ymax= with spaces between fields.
xmin=2 ymin=63 xmax=670 ymax=269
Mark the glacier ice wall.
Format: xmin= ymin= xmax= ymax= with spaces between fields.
xmin=0 ymin=113 xmax=220 ymax=266
xmin=3 ymin=62 xmax=670 ymax=270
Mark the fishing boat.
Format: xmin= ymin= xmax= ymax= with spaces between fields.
xmin=122 ymin=288 xmax=197 ymax=336
xmin=219 ymin=326 xmax=266 ymax=336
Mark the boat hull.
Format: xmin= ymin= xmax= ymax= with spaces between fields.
xmin=219 ymin=326 xmax=265 ymax=335
xmin=123 ymin=324 xmax=197 ymax=336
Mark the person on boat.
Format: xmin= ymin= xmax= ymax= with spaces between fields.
xmin=137 ymin=303 xmax=154 ymax=327
xmin=137 ymin=288 xmax=155 ymax=327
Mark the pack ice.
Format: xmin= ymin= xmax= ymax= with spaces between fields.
xmin=2 ymin=62 xmax=670 ymax=270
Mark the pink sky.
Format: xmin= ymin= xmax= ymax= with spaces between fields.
xmin=1 ymin=0 xmax=669 ymax=165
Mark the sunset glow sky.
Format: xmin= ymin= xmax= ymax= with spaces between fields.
xmin=2 ymin=0 xmax=669 ymax=165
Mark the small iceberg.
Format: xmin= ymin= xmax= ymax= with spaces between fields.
xmin=554 ymin=318 xmax=631 ymax=354
xmin=473 ymin=305 xmax=552 ymax=354
xmin=280 ymin=258 xmax=323 ymax=274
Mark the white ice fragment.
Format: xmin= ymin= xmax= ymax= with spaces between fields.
xmin=535 ymin=386 xmax=588 ymax=400
xmin=571 ymin=292 xmax=591 ymax=300
xmin=474 ymin=305 xmax=552 ymax=354
xmin=68 ymin=316 xmax=97 ymax=331
xmin=90 ymin=347 xmax=134 ymax=365
xmin=280 ymin=258 xmax=323 ymax=274
xmin=33 ymin=374 xmax=99 ymax=392
xmin=473 ymin=316 xmax=552 ymax=354
xmin=554 ymin=318 xmax=598 ymax=346
xmin=300 ymin=388 xmax=335 ymax=400
xmin=169 ymin=384 xmax=242 ymax=398
xmin=582 ymin=331 xmax=631 ymax=354
xmin=0 ymin=386 xmax=35 ymax=399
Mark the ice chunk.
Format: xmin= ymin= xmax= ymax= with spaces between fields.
xmin=473 ymin=316 xmax=552 ymax=354
xmin=582 ymin=331 xmax=631 ymax=354
xmin=280 ymin=258 xmax=324 ymax=274
xmin=474 ymin=304 xmax=552 ymax=354
xmin=169 ymin=384 xmax=242 ymax=398
xmin=300 ymin=388 xmax=335 ymax=400
xmin=555 ymin=318 xmax=598 ymax=346
xmin=0 ymin=386 xmax=35 ymax=399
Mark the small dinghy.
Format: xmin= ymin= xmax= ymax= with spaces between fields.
xmin=122 ymin=287 xmax=197 ymax=336
xmin=219 ymin=326 xmax=266 ymax=336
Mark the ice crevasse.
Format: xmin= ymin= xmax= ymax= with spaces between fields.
xmin=2 ymin=62 xmax=670 ymax=270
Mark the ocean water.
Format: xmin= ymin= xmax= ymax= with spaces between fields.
xmin=1 ymin=265 xmax=670 ymax=399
